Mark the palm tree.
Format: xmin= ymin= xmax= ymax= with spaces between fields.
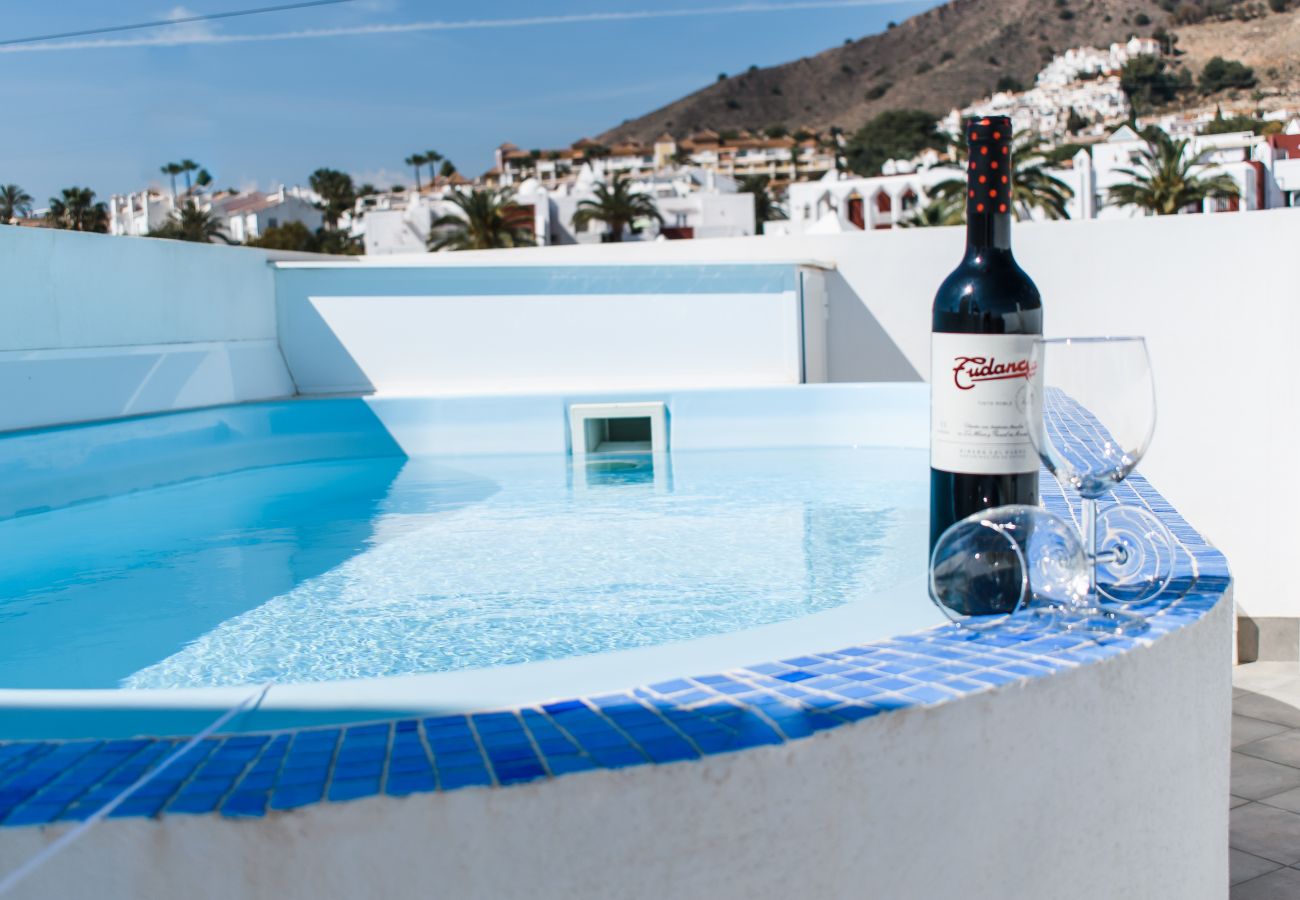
xmin=900 ymin=190 xmax=964 ymax=227
xmin=0 ymin=184 xmax=33 ymax=222
xmin=428 ymin=188 xmax=535 ymax=251
xmin=571 ymin=173 xmax=663 ymax=242
xmin=179 ymin=159 xmax=200 ymax=194
xmin=922 ymin=131 xmax=1075 ymax=223
xmin=149 ymin=201 xmax=233 ymax=243
xmin=161 ymin=162 xmax=184 ymax=198
xmin=425 ymin=150 xmax=444 ymax=183
xmin=309 ymin=168 xmax=357 ymax=229
xmin=1107 ymin=132 xmax=1240 ymax=215
xmin=46 ymin=187 xmax=108 ymax=232
xmin=1009 ymin=134 xmax=1074 ymax=220
xmin=736 ymin=175 xmax=785 ymax=224
xmin=405 ymin=153 xmax=427 ymax=192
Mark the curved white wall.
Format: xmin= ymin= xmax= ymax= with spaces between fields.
xmin=0 ymin=595 xmax=1230 ymax=900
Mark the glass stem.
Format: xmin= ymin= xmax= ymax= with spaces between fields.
xmin=1083 ymin=497 xmax=1098 ymax=599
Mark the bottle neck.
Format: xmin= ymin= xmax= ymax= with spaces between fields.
xmin=964 ymin=140 xmax=1012 ymax=253
xmin=965 ymin=208 xmax=1012 ymax=253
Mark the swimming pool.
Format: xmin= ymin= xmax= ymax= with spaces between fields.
xmin=0 ymin=385 xmax=942 ymax=738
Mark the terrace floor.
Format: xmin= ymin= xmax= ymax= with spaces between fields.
xmin=1232 ymin=662 xmax=1300 ymax=897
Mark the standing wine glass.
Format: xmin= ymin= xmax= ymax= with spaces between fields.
xmin=1027 ymin=337 xmax=1174 ymax=634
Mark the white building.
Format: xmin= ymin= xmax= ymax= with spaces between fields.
xmin=361 ymin=164 xmax=757 ymax=254
xmin=108 ymin=190 xmax=177 ymax=237
xmin=109 ymin=184 xmax=322 ymax=241
xmin=774 ymin=163 xmax=965 ymax=234
xmin=490 ymin=131 xmax=840 ymax=191
xmin=941 ymin=38 xmax=1162 ymax=140
xmin=208 ymin=187 xmax=323 ymax=243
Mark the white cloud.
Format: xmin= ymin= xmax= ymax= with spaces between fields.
xmin=0 ymin=0 xmax=928 ymax=54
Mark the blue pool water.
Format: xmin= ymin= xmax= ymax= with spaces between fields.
xmin=0 ymin=448 xmax=925 ymax=691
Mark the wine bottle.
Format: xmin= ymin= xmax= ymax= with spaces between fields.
xmin=930 ymin=116 xmax=1043 ymax=567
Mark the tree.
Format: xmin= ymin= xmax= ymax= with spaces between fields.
xmin=247 ymin=221 xmax=316 ymax=251
xmin=405 ymin=153 xmax=427 ymax=191
xmin=195 ymin=168 xmax=213 ymax=190
xmin=424 ymin=150 xmax=444 ymax=183
xmin=1066 ymin=107 xmax=1088 ymax=134
xmin=428 ymin=188 xmax=535 ymax=251
xmin=923 ymin=132 xmax=1074 ymax=223
xmin=1119 ymin=56 xmax=1190 ymax=113
xmin=247 ymin=221 xmax=363 ymax=255
xmin=0 ymin=184 xmax=34 ymax=222
xmin=439 ymin=160 xmax=457 ymax=178
xmin=1107 ymin=132 xmax=1240 ymax=215
xmin=313 ymin=229 xmax=363 ymax=255
xmin=160 ymin=162 xmax=183 ymax=198
xmin=571 ymin=173 xmax=663 ymax=242
xmin=309 ymin=168 xmax=356 ymax=229
xmin=736 ymin=175 xmax=785 ymax=224
xmin=900 ymin=190 xmax=964 ymax=227
xmin=1199 ymin=57 xmax=1256 ymax=93
xmin=46 ymin=187 xmax=108 ymax=232
xmin=149 ymin=201 xmax=232 ymax=243
xmin=844 ymin=109 xmax=941 ymax=176
xmin=179 ymin=159 xmax=200 ymax=193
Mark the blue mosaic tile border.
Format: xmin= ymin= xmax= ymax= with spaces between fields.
xmin=0 ymin=469 xmax=1228 ymax=828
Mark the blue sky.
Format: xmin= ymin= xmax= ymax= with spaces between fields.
xmin=0 ymin=0 xmax=942 ymax=202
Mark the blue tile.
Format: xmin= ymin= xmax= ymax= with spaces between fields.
xmin=221 ymin=791 xmax=269 ymax=818
xmin=775 ymin=670 xmax=814 ymax=683
xmin=437 ymin=768 xmax=493 ymax=790
xmin=328 ymin=777 xmax=380 ymax=802
xmin=269 ymin=784 xmax=324 ymax=810
xmin=168 ymin=792 xmax=224 ymax=814
xmin=3 ymin=803 xmax=66 ymax=825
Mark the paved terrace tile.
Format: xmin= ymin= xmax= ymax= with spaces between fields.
xmin=1231 ymin=664 xmax=1300 ymax=898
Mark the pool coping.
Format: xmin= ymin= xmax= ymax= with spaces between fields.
xmin=0 ymin=459 xmax=1229 ymax=827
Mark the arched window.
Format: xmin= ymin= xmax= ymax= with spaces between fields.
xmin=846 ymin=191 xmax=865 ymax=229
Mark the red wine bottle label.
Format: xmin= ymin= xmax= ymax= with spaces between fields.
xmin=930 ymin=332 xmax=1039 ymax=475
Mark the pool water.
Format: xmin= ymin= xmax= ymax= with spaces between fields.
xmin=0 ymin=448 xmax=926 ymax=690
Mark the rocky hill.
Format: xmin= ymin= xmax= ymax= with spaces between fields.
xmin=597 ymin=0 xmax=1300 ymax=144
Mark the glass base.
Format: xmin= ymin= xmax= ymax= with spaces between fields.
xmin=1056 ymin=604 xmax=1149 ymax=637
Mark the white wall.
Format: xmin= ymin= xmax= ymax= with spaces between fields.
xmin=0 ymin=595 xmax=1230 ymax=900
xmin=0 ymin=226 xmax=297 ymax=431
xmin=274 ymin=263 xmax=822 ymax=395
xmin=350 ymin=209 xmax=1300 ymax=618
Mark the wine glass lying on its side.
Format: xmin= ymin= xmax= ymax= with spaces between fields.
xmin=930 ymin=505 xmax=1089 ymax=632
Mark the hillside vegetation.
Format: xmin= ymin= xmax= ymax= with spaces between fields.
xmin=597 ymin=0 xmax=1300 ymax=145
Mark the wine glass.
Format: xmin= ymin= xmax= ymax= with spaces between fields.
xmin=930 ymin=504 xmax=1089 ymax=632
xmin=1027 ymin=337 xmax=1174 ymax=633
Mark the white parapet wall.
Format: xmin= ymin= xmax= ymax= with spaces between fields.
xmin=0 ymin=226 xmax=296 ymax=432
xmin=272 ymin=261 xmax=834 ymax=395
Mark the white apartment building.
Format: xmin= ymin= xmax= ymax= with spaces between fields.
xmin=776 ymin=121 xmax=1300 ymax=235
xmin=208 ymin=187 xmax=322 ymax=243
xmin=109 ymin=185 xmax=322 ymax=241
xmin=108 ymin=190 xmax=177 ymax=237
xmin=941 ymin=38 xmax=1161 ymax=140
xmin=490 ymin=131 xmax=839 ymax=191
xmin=774 ymin=162 xmax=964 ymax=234
xmin=360 ymin=164 xmax=756 ymax=255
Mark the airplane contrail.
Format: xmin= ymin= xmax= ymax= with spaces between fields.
xmin=0 ymin=0 xmax=930 ymax=54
